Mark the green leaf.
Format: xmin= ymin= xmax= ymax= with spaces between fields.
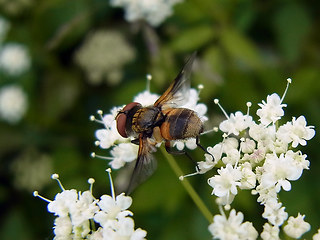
xmin=220 ymin=28 xmax=262 ymax=69
xmin=170 ymin=25 xmax=215 ymax=52
xmin=273 ymin=3 xmax=311 ymax=63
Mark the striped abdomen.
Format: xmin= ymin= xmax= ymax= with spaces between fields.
xmin=160 ymin=108 xmax=203 ymax=140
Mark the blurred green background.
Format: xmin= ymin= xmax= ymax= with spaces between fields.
xmin=0 ymin=0 xmax=319 ymax=239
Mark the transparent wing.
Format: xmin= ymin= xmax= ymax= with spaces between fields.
xmin=154 ymin=52 xmax=197 ymax=110
xmin=126 ymin=134 xmax=157 ymax=194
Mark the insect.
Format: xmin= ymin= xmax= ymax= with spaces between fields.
xmin=116 ymin=52 xmax=207 ymax=193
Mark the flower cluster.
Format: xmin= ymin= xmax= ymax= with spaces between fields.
xmin=208 ymin=208 xmax=258 ymax=240
xmin=0 ymin=84 xmax=28 ymax=123
xmin=200 ymin=79 xmax=316 ymax=239
xmin=0 ymin=15 xmax=30 ymax=123
xmin=91 ymin=79 xmax=207 ymax=170
xmin=34 ymin=169 xmax=147 ymax=240
xmin=75 ymin=30 xmax=135 ymax=85
xmin=109 ymin=0 xmax=183 ymax=26
xmin=0 ymin=43 xmax=30 ymax=76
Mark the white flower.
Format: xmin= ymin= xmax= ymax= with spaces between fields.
xmin=206 ymin=143 xmax=223 ymax=162
xmin=0 ymin=43 xmax=31 ymax=75
xmin=260 ymin=153 xmax=302 ymax=192
xmin=110 ymin=0 xmax=183 ymax=26
xmin=283 ymin=213 xmax=310 ymax=239
xmin=101 ymin=216 xmax=147 ymax=240
xmin=197 ymin=144 xmax=223 ymax=173
xmin=47 ymin=189 xmax=78 ymax=217
xmin=239 ymin=162 xmax=256 ymax=190
xmin=35 ymin=172 xmax=147 ymax=239
xmin=53 ymin=216 xmax=73 ymax=238
xmin=219 ymin=111 xmax=253 ymax=136
xmin=94 ymin=107 xmax=124 ymax=149
xmin=222 ymin=137 xmax=239 ymax=153
xmin=208 ymin=164 xmax=241 ymax=203
xmin=69 ymin=191 xmax=99 ymax=226
xmin=173 ymin=138 xmax=197 ymax=151
xmin=222 ymin=148 xmax=240 ymax=165
xmin=95 ymin=127 xmax=121 ymax=149
xmin=240 ymin=138 xmax=256 ymax=154
xmin=208 ymin=209 xmax=258 ymax=240
xmin=285 ymin=150 xmax=310 ymax=171
xmin=277 ymin=116 xmax=315 ymax=148
xmin=313 ymin=229 xmax=320 ymax=240
xmin=248 ymin=123 xmax=276 ymax=152
xmin=109 ymin=143 xmax=139 ymax=169
xmin=0 ymin=85 xmax=28 ymax=123
xmin=254 ymin=184 xmax=277 ymax=205
xmin=242 ymin=147 xmax=266 ymax=165
xmin=260 ymin=223 xmax=280 ymax=240
xmin=94 ymin=193 xmax=133 ymax=226
xmin=256 ymin=93 xmax=286 ymax=126
xmin=262 ymin=199 xmax=288 ymax=226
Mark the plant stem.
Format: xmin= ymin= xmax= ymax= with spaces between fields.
xmin=160 ymin=147 xmax=213 ymax=223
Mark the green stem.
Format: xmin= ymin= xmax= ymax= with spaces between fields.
xmin=160 ymin=147 xmax=213 ymax=223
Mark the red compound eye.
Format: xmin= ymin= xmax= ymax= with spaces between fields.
xmin=116 ymin=102 xmax=140 ymax=138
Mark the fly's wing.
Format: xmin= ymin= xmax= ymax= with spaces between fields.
xmin=154 ymin=52 xmax=197 ymax=110
xmin=126 ymin=134 xmax=157 ymax=195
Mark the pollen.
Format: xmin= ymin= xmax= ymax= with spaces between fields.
xmin=88 ymin=178 xmax=95 ymax=184
xmin=51 ymin=173 xmax=59 ymax=180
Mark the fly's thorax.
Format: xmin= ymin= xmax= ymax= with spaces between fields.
xmin=131 ymin=106 xmax=163 ymax=135
xmin=160 ymin=108 xmax=203 ymax=140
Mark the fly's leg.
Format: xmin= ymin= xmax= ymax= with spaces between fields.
xmin=196 ymin=136 xmax=214 ymax=161
xmin=152 ymin=126 xmax=163 ymax=144
xmin=131 ymin=138 xmax=139 ymax=145
xmin=165 ymin=141 xmax=200 ymax=172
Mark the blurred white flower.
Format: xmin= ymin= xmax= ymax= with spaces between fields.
xmin=110 ymin=0 xmax=183 ymax=26
xmin=257 ymin=93 xmax=286 ymax=126
xmin=208 ymin=209 xmax=258 ymax=240
xmin=75 ymin=30 xmax=135 ymax=85
xmin=0 ymin=0 xmax=34 ymax=16
xmin=283 ymin=213 xmax=310 ymax=239
xmin=11 ymin=151 xmax=53 ymax=191
xmin=0 ymin=84 xmax=27 ymax=123
xmin=0 ymin=43 xmax=31 ymax=75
